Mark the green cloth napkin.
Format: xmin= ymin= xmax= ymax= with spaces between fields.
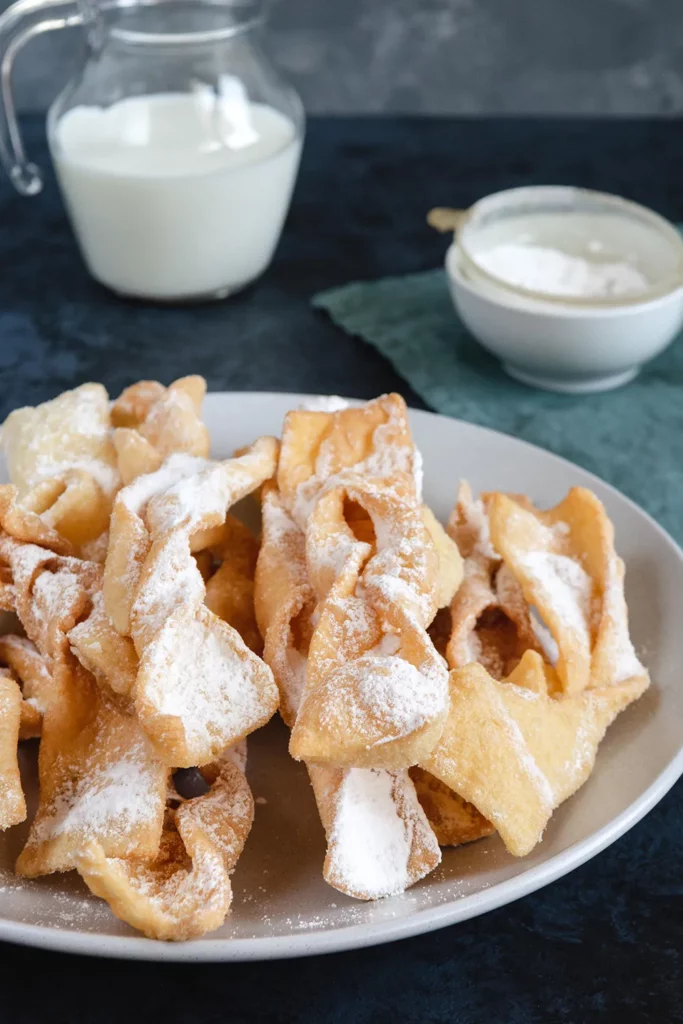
xmin=312 ymin=269 xmax=683 ymax=543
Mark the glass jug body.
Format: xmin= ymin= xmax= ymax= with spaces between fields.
xmin=0 ymin=0 xmax=304 ymax=301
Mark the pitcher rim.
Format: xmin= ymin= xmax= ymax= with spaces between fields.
xmin=99 ymin=0 xmax=264 ymax=47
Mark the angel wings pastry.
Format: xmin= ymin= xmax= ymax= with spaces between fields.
xmin=255 ymin=395 xmax=453 ymax=899
xmin=420 ymin=483 xmax=649 ymax=857
xmin=0 ymin=377 xmax=278 ymax=940
xmin=0 ymin=382 xmax=650 ymax=938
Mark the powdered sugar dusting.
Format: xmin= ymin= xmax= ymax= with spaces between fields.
xmin=561 ymin=711 xmax=595 ymax=780
xmin=372 ymin=633 xmax=401 ymax=656
xmin=410 ymin=448 xmax=423 ymax=504
xmin=291 ymin=400 xmax=421 ymax=528
xmin=146 ymin=452 xmax=264 ymax=536
xmin=119 ymin=452 xmax=208 ymax=515
xmin=32 ymin=567 xmax=83 ymax=622
xmin=31 ymin=742 xmax=162 ymax=846
xmin=313 ymin=530 xmax=359 ymax=579
xmin=2 ymin=540 xmax=55 ymax=596
xmin=327 ymin=768 xmax=414 ymax=897
xmin=80 ymin=531 xmax=110 ymax=563
xmin=471 ymin=499 xmax=497 ymax=559
xmin=518 ymin=552 xmax=594 ymax=644
xmin=286 ymin=396 xmax=448 ymax=754
xmin=29 ymin=565 xmax=90 ymax=650
xmin=182 ymin=779 xmax=252 ymax=870
xmin=49 ymin=458 xmax=118 ymax=495
xmin=223 ymin=739 xmax=248 ymax=773
xmin=299 ymin=396 xmax=350 ymax=412
xmin=317 ymin=592 xmax=379 ymax=662
xmin=261 ymin=494 xmax=300 ymax=547
xmin=284 ymin=648 xmax=307 ymax=712
xmin=319 ymin=654 xmax=444 ymax=748
xmin=2 ymin=383 xmax=120 ymax=496
xmin=612 ymin=638 xmax=644 ymax=684
xmin=132 ymin=532 xmax=205 ymax=642
xmin=82 ymin=838 xmax=230 ymax=930
xmin=530 ymin=610 xmax=560 ymax=665
xmin=141 ymin=610 xmax=269 ymax=753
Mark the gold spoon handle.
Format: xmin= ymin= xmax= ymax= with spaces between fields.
xmin=427 ymin=207 xmax=468 ymax=233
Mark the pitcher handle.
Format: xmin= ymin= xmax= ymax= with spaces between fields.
xmin=0 ymin=0 xmax=83 ymax=195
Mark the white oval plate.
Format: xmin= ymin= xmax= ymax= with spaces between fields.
xmin=1 ymin=391 xmax=682 ymax=962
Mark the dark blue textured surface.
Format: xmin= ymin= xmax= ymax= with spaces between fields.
xmin=0 ymin=116 xmax=682 ymax=1023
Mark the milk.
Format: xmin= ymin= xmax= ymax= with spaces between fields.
xmin=51 ymin=94 xmax=302 ymax=300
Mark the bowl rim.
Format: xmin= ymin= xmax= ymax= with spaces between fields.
xmin=455 ymin=185 xmax=683 ymax=309
xmin=446 ymin=242 xmax=683 ymax=321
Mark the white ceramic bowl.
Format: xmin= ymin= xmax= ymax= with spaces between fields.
xmin=446 ymin=244 xmax=683 ymax=394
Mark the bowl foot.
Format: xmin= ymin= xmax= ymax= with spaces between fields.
xmin=503 ymin=364 xmax=639 ymax=395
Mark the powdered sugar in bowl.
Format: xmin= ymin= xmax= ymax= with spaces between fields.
xmin=445 ymin=186 xmax=683 ymax=393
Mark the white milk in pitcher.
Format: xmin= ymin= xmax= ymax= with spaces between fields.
xmin=51 ymin=93 xmax=302 ymax=300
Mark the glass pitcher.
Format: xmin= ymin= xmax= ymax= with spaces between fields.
xmin=0 ymin=0 xmax=304 ymax=301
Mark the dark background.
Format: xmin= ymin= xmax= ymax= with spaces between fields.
xmin=3 ymin=0 xmax=683 ymax=116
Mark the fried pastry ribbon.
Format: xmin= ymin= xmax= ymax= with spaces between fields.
xmin=0 ymin=383 xmax=119 ymax=555
xmin=0 ymin=376 xmax=211 ymax=560
xmin=110 ymin=375 xmax=210 ymax=485
xmin=407 ymin=483 xmax=503 ymax=846
xmin=420 ymin=485 xmax=649 ymax=856
xmin=408 ymin=767 xmax=495 ymax=847
xmin=446 ymin=481 xmax=541 ymax=678
xmin=203 ymin=515 xmax=263 ymax=656
xmin=256 ymin=479 xmax=442 ymax=900
xmin=0 ymin=536 xmax=166 ymax=876
xmin=487 ymin=487 xmax=647 ymax=695
xmin=102 ymin=437 xmax=280 ymax=766
xmin=423 ymin=657 xmax=647 ymax=856
xmin=0 ymin=531 xmax=255 ymax=939
xmin=278 ymin=394 xmax=450 ymax=771
xmin=78 ymin=751 xmax=254 ymax=941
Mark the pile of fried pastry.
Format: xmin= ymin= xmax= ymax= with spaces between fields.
xmin=0 ymin=380 xmax=649 ymax=940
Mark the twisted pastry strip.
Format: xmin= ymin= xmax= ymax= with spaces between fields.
xmin=423 ymin=657 xmax=647 ymax=856
xmin=488 ymin=487 xmax=648 ymax=695
xmin=0 ymin=537 xmax=168 ymax=876
xmin=0 ymin=377 xmax=212 ymax=560
xmin=110 ymin=375 xmax=210 ymax=485
xmin=1 ymin=383 xmax=119 ymax=554
xmin=78 ymin=751 xmax=254 ymax=941
xmin=278 ymin=395 xmax=449 ymax=771
xmin=421 ymin=485 xmax=650 ymax=856
xmin=0 ymin=532 xmax=256 ymax=937
xmin=410 ymin=483 xmax=536 ymax=846
xmin=256 ymin=481 xmax=441 ymax=900
xmin=104 ymin=438 xmax=280 ymax=767
xmin=446 ymin=482 xmax=541 ymax=679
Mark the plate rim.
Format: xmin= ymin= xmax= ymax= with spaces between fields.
xmin=2 ymin=389 xmax=682 ymax=961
